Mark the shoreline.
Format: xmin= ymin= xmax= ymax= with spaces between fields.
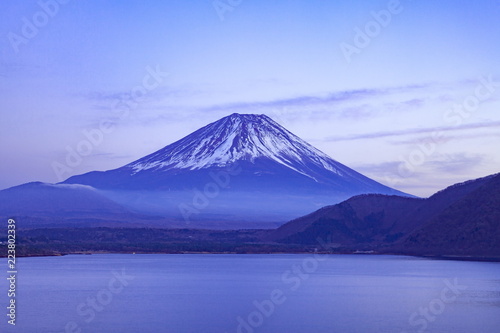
xmin=4 ymin=251 xmax=500 ymax=263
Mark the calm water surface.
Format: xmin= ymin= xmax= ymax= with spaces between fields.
xmin=1 ymin=254 xmax=499 ymax=332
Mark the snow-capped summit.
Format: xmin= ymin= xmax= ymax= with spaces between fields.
xmin=126 ymin=113 xmax=349 ymax=181
xmin=63 ymin=113 xmax=410 ymax=224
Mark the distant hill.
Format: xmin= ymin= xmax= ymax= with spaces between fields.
xmin=267 ymin=173 xmax=500 ymax=257
xmin=400 ymin=173 xmax=500 ymax=256
xmin=0 ymin=182 xmax=172 ymax=228
xmin=266 ymin=194 xmax=423 ymax=246
xmin=0 ymin=182 xmax=284 ymax=230
xmin=0 ymin=182 xmax=128 ymax=217
xmin=2 ymin=174 xmax=499 ymax=258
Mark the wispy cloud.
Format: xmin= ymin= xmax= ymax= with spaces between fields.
xmin=325 ymin=121 xmax=500 ymax=142
xmin=79 ymin=79 xmax=485 ymax=131
xmin=426 ymin=153 xmax=487 ymax=174
xmin=353 ymin=153 xmax=489 ymax=196
xmin=201 ymin=83 xmax=436 ymax=114
xmin=89 ymin=152 xmax=134 ymax=160
xmin=83 ymin=85 xmax=194 ymax=107
xmin=353 ymin=161 xmax=412 ymax=178
xmin=392 ymin=131 xmax=500 ymax=146
xmin=354 ymin=160 xmax=443 ymax=181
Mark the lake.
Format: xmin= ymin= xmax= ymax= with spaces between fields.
xmin=1 ymin=254 xmax=499 ymax=332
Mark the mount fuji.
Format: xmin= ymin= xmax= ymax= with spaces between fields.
xmin=62 ymin=113 xmax=410 ymax=226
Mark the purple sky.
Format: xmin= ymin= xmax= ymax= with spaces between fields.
xmin=0 ymin=0 xmax=499 ymax=197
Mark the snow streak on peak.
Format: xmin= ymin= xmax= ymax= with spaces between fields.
xmin=126 ymin=113 xmax=350 ymax=179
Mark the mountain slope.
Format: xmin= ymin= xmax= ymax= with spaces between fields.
xmin=63 ymin=113 xmax=410 ymax=224
xmin=0 ymin=182 xmax=127 ymax=217
xmin=266 ymin=194 xmax=423 ymax=246
xmin=401 ymin=173 xmax=500 ymax=256
xmin=64 ymin=114 xmax=406 ymax=194
xmin=267 ymin=173 xmax=500 ymax=256
xmin=0 ymin=182 xmax=174 ymax=228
